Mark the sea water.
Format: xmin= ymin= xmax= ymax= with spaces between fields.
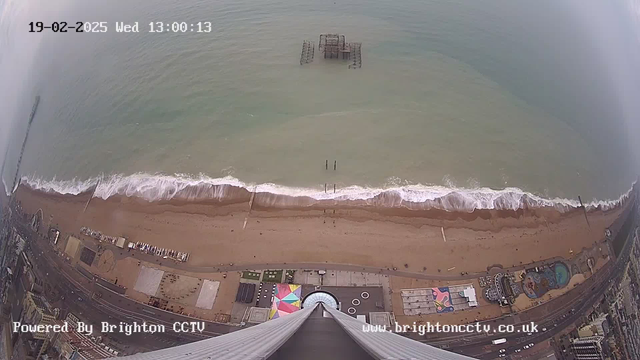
xmin=1 ymin=0 xmax=639 ymax=210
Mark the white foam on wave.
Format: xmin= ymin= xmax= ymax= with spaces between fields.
xmin=2 ymin=177 xmax=9 ymax=197
xmin=20 ymin=173 xmax=633 ymax=213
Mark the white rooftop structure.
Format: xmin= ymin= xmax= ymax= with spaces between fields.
xmin=302 ymin=291 xmax=338 ymax=309
xmin=463 ymin=287 xmax=478 ymax=307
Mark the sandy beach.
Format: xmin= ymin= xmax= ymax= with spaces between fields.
xmin=12 ymin=184 xmax=633 ymax=276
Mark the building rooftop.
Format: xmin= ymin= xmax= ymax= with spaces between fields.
xmin=28 ymin=292 xmax=52 ymax=316
xmin=63 ymin=330 xmax=114 ymax=359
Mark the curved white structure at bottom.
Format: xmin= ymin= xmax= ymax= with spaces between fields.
xmin=113 ymin=302 xmax=476 ymax=360
xmin=302 ymin=291 xmax=338 ymax=309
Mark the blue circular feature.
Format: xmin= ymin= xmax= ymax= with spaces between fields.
xmin=554 ymin=262 xmax=570 ymax=287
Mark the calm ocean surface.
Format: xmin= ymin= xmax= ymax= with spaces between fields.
xmin=1 ymin=0 xmax=639 ymax=206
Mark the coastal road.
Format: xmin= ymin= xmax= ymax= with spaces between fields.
xmin=23 ymin=242 xmax=203 ymax=354
xmin=438 ymin=225 xmax=636 ymax=359
xmin=28 ymin=230 xmax=237 ymax=336
xmin=450 ymin=261 xmax=616 ymax=359
xmin=19 ymin=222 xmax=239 ymax=355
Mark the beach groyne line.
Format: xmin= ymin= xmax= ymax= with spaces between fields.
xmin=243 ymin=185 xmax=257 ymax=229
xmin=83 ymin=179 xmax=100 ymax=213
xmin=578 ymin=195 xmax=591 ymax=228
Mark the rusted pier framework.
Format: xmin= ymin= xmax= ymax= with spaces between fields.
xmin=319 ymin=34 xmax=348 ymax=59
xmin=300 ymin=34 xmax=362 ymax=68
xmin=348 ymin=42 xmax=362 ymax=69
xmin=300 ymin=40 xmax=315 ymax=65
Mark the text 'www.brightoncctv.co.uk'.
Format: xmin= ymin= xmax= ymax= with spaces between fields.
xmin=363 ymin=321 xmax=540 ymax=336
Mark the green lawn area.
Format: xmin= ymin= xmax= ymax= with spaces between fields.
xmin=241 ymin=271 xmax=261 ymax=280
xmin=262 ymin=269 xmax=283 ymax=282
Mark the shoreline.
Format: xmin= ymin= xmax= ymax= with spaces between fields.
xmin=19 ymin=173 xmax=635 ymax=214
xmin=12 ymin=183 xmax=635 ymax=275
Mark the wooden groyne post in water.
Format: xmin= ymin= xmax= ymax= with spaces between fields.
xmin=325 ymin=159 xmax=337 ymax=170
xmin=323 ymin=160 xmax=337 ymax=193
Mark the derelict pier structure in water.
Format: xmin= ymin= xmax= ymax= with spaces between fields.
xmin=300 ymin=34 xmax=362 ymax=69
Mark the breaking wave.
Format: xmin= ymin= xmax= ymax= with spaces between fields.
xmin=19 ymin=173 xmax=633 ymax=213
xmin=2 ymin=177 xmax=9 ymax=197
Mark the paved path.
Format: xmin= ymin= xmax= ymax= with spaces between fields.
xmin=99 ymin=235 xmax=567 ymax=281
